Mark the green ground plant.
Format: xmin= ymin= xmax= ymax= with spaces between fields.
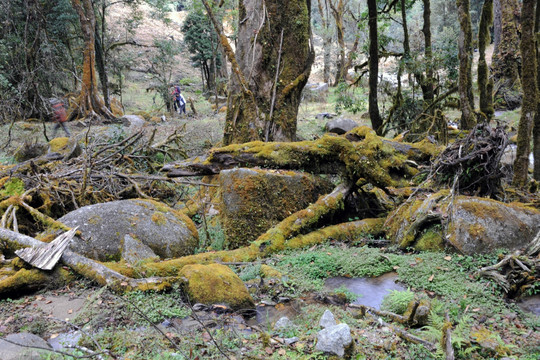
xmin=381 ymin=288 xmax=415 ymax=314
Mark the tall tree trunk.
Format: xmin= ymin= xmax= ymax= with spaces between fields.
xmin=533 ymin=0 xmax=540 ymax=180
xmin=204 ymin=0 xmax=314 ymax=144
xmin=457 ymin=0 xmax=476 ymax=129
xmin=94 ymin=26 xmax=110 ymax=110
xmin=368 ymin=0 xmax=382 ymax=134
xmin=493 ymin=0 xmax=501 ymax=53
xmin=70 ymin=0 xmax=113 ymax=120
xmin=513 ymin=0 xmax=537 ymax=186
xmin=478 ymin=0 xmax=494 ymax=118
xmin=422 ymin=0 xmax=434 ymax=106
xmin=329 ymin=0 xmax=347 ymax=85
xmin=491 ymin=0 xmax=521 ymax=110
xmin=317 ymin=0 xmax=332 ymax=84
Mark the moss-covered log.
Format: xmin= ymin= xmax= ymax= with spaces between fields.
xmin=163 ymin=127 xmax=440 ymax=189
xmin=0 ymin=228 xmax=177 ymax=294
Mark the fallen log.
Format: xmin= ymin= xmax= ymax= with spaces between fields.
xmin=162 ymin=127 xmax=439 ymax=190
xmin=0 ymin=228 xmax=177 ymax=295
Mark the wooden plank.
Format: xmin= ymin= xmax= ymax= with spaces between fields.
xmin=15 ymin=228 xmax=77 ymax=270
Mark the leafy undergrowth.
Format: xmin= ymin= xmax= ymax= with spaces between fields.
xmin=1 ymin=244 xmax=538 ymax=359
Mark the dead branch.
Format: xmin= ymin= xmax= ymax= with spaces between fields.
xmin=444 ymin=313 xmax=455 ymax=360
xmin=348 ymin=303 xmax=437 ymax=351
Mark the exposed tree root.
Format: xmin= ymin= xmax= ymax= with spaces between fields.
xmin=431 ymin=122 xmax=507 ymax=196
xmin=476 ymin=252 xmax=539 ymax=297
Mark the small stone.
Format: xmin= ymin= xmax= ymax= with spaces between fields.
xmin=261 ymin=300 xmax=277 ymax=306
xmin=192 ymin=303 xmax=207 ymax=311
xmin=284 ymin=337 xmax=299 ymax=345
xmin=315 ymin=323 xmax=353 ymax=357
xmin=319 ymin=309 xmax=336 ymax=329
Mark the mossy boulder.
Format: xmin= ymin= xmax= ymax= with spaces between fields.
xmin=55 ymin=199 xmax=198 ymax=261
xmin=178 ymin=263 xmax=255 ymax=310
xmin=446 ymin=197 xmax=540 ymax=254
xmin=47 ymin=137 xmax=81 ymax=161
xmin=219 ymin=168 xmax=334 ymax=248
xmin=386 ymin=192 xmax=540 ymax=254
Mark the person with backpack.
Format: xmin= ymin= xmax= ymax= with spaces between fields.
xmin=172 ymin=85 xmax=182 ymax=114
xmin=51 ymin=99 xmax=71 ymax=137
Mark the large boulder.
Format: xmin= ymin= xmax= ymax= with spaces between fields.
xmin=219 ymin=168 xmax=334 ymax=248
xmin=325 ymin=118 xmax=359 ymax=135
xmin=178 ymin=263 xmax=255 ymax=310
xmin=386 ymin=192 xmax=540 ymax=254
xmin=57 ymin=199 xmax=198 ymax=261
xmin=0 ymin=332 xmax=52 ymax=360
xmin=303 ymin=82 xmax=329 ymax=102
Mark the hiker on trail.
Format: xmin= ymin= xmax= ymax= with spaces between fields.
xmin=172 ymin=85 xmax=183 ymax=114
xmin=51 ymin=99 xmax=71 ymax=137
xmin=178 ymin=93 xmax=186 ymax=115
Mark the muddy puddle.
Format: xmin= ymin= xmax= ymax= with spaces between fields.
xmin=517 ymin=295 xmax=540 ymax=316
xmin=324 ymin=272 xmax=405 ymax=309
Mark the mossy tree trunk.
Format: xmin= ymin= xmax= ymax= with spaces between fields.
xmin=456 ymin=0 xmax=476 ymax=130
xmin=368 ymin=0 xmax=383 ymax=135
xmin=478 ymin=0 xmax=494 ymax=118
xmin=491 ymin=0 xmax=521 ymax=110
xmin=512 ymin=0 xmax=538 ymax=187
xmin=70 ymin=0 xmax=114 ymax=120
xmin=220 ymin=0 xmax=314 ymax=145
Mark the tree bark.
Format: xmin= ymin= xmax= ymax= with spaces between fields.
xmin=70 ymin=0 xmax=114 ymax=120
xmin=368 ymin=0 xmax=383 ymax=134
xmin=329 ymin=0 xmax=348 ymax=85
xmin=422 ymin=0 xmax=434 ymax=106
xmin=478 ymin=0 xmax=494 ymax=118
xmin=317 ymin=0 xmax=333 ymax=84
xmin=491 ymin=0 xmax=521 ymax=110
xmin=456 ymin=0 xmax=476 ymax=129
xmin=214 ymin=0 xmax=314 ymax=144
xmin=533 ymin=0 xmax=540 ymax=180
xmin=512 ymin=0 xmax=537 ymax=187
xmin=493 ymin=0 xmax=501 ymax=54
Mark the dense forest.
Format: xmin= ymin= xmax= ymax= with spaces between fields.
xmin=0 ymin=0 xmax=539 ymax=359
